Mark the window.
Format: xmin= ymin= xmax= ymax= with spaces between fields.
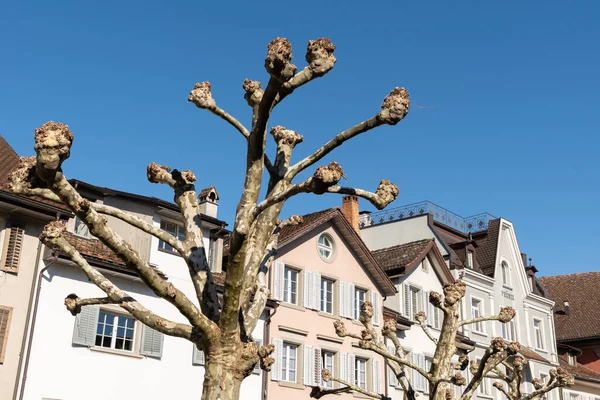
xmin=283 ymin=267 xmax=298 ymax=305
xmin=533 ymin=319 xmax=545 ymax=350
xmin=0 ymin=306 xmax=13 ymax=363
xmin=404 ymin=284 xmax=424 ymax=320
xmin=281 ymin=342 xmax=298 ymax=382
xmin=322 ymin=351 xmax=335 ymax=388
xmin=501 ymin=318 xmax=517 ymax=341
xmin=501 ymin=262 xmax=510 ymax=286
xmin=95 ymin=310 xmax=135 ymax=352
xmin=422 ymin=257 xmax=429 ymax=272
xmin=471 ymin=298 xmax=484 ymax=333
xmin=1 ymin=222 xmax=24 ymax=273
xmin=568 ymin=353 xmax=576 ymax=366
xmin=569 ymin=393 xmax=580 ymax=400
xmin=158 ymin=220 xmax=186 ymax=252
xmin=467 ymin=251 xmax=473 ymax=269
xmin=320 ymin=278 xmax=334 ymax=314
xmin=355 ymin=357 xmax=367 ymax=389
xmin=74 ymin=217 xmax=92 ymax=238
xmin=540 ymin=373 xmax=549 ymax=400
xmin=317 ymin=234 xmax=334 ymax=260
xmin=354 ymin=288 xmax=367 ymax=320
xmin=425 ymin=356 xmax=433 ymax=393
xmin=477 ymin=358 xmax=490 ymax=394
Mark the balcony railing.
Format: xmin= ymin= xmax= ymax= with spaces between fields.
xmin=359 ymin=201 xmax=495 ymax=234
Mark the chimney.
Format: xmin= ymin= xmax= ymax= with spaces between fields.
xmin=198 ymin=187 xmax=219 ymax=218
xmin=342 ymin=195 xmax=359 ymax=233
xmin=563 ymin=300 xmax=570 ymax=315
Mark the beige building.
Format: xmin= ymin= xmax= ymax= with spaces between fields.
xmin=0 ymin=136 xmax=72 ymax=400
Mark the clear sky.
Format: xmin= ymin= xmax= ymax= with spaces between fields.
xmin=1 ymin=1 xmax=598 ymax=276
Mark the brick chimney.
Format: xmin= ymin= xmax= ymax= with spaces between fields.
xmin=341 ymin=195 xmax=359 ymax=233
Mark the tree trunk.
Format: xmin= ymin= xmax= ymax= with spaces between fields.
xmin=201 ymin=356 xmax=243 ymax=400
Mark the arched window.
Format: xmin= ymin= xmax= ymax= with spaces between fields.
xmin=317 ymin=233 xmax=334 ymax=260
xmin=501 ymin=261 xmax=510 ymax=286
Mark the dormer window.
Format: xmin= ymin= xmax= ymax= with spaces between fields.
xmin=568 ymin=353 xmax=576 ymax=366
xmin=467 ymin=251 xmax=473 ymax=269
xmin=74 ymin=217 xmax=92 ymax=239
xmin=317 ymin=233 xmax=334 ymax=261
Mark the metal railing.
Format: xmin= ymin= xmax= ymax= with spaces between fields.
xmin=359 ymin=201 xmax=495 ymax=234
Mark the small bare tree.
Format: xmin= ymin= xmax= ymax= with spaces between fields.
xmin=8 ymin=37 xmax=571 ymax=400
xmin=311 ymin=281 xmax=573 ymax=400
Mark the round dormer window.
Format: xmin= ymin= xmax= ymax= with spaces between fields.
xmin=318 ymin=233 xmax=334 ymax=260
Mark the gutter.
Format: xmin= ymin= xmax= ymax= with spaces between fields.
xmin=262 ymin=302 xmax=279 ymax=400
xmin=14 ymin=252 xmax=58 ymax=400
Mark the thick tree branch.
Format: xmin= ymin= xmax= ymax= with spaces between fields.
xmin=285 ymin=87 xmax=410 ymax=181
xmin=459 ymin=306 xmax=516 ymax=328
xmin=316 ymin=369 xmax=388 ymax=400
xmin=415 ymin=311 xmax=439 ymax=344
xmin=41 ymin=222 xmax=194 ymax=340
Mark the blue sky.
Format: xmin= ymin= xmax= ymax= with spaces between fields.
xmin=1 ymin=1 xmax=598 ymax=276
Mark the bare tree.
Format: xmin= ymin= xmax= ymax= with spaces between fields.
xmin=7 ymin=37 xmax=571 ymax=400
xmin=310 ymin=281 xmax=573 ymax=400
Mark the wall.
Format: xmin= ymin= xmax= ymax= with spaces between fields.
xmin=0 ymin=211 xmax=45 ymax=400
xmin=268 ymin=221 xmax=386 ymax=400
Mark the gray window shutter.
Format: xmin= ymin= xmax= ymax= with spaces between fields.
xmin=252 ymin=339 xmax=263 ymax=374
xmin=72 ymin=305 xmax=99 ymax=347
xmin=192 ymin=344 xmax=205 ymax=365
xmin=2 ymin=223 xmax=24 ymax=272
xmin=140 ymin=324 xmax=164 ymax=358
xmin=403 ymin=284 xmax=411 ymax=318
xmin=314 ymin=347 xmax=322 ymax=386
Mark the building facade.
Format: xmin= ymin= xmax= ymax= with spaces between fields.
xmin=267 ymin=208 xmax=396 ymax=400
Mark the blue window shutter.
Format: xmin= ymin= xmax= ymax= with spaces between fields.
xmin=72 ymin=305 xmax=100 ymax=347
xmin=140 ymin=324 xmax=164 ymax=358
xmin=192 ymin=344 xmax=206 ymax=366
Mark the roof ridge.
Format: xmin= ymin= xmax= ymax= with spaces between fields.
xmin=372 ymin=238 xmax=433 ymax=253
xmin=540 ymin=271 xmax=600 ymax=279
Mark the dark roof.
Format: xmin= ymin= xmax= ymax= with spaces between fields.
xmin=278 ymin=208 xmax=397 ymax=296
xmin=473 ymin=218 xmax=501 ymax=276
xmin=519 ymin=347 xmax=551 ymax=364
xmin=0 ymin=136 xmax=19 ymax=187
xmin=64 ymin=232 xmax=167 ymax=279
xmin=372 ymin=239 xmax=432 ymax=273
xmin=558 ymin=353 xmax=600 ymax=383
xmin=71 ymin=179 xmax=228 ymax=228
xmin=540 ymin=272 xmax=600 ymax=342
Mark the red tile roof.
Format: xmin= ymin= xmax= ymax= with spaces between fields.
xmin=519 ymin=347 xmax=550 ymax=364
xmin=558 ymin=353 xmax=600 ymax=383
xmin=0 ymin=136 xmax=19 ymax=187
xmin=540 ymin=272 xmax=600 ymax=342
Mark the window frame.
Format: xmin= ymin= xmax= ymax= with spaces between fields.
xmin=354 ymin=287 xmax=367 ymax=320
xmin=0 ymin=305 xmax=13 ymax=363
xmin=94 ymin=309 xmax=137 ymax=353
xmin=158 ymin=219 xmax=186 ymax=253
xmin=409 ymin=285 xmax=424 ymax=321
xmin=281 ymin=342 xmax=299 ymax=383
xmin=322 ymin=350 xmax=336 ymax=388
xmin=355 ymin=356 xmax=368 ymax=390
xmin=533 ymin=318 xmax=545 ymax=350
xmin=501 ymin=261 xmax=511 ymax=287
xmin=470 ymin=296 xmax=485 ymax=334
xmin=320 ymin=278 xmax=334 ymax=314
xmin=467 ymin=251 xmax=473 ymax=269
xmin=283 ymin=267 xmax=299 ymax=305
xmin=317 ymin=233 xmax=335 ymax=261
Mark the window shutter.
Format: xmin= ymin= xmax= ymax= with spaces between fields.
xmin=435 ymin=307 xmax=441 ymax=330
xmin=387 ymin=344 xmax=398 ymax=387
xmin=348 ymin=283 xmax=356 ymax=319
xmin=348 ymin=354 xmax=356 ymax=385
xmin=273 ymin=261 xmax=284 ymax=301
xmin=140 ymin=324 xmax=164 ymax=358
xmin=373 ymin=359 xmax=382 ymax=393
xmin=314 ymin=347 xmax=322 ymax=386
xmin=412 ymin=353 xmax=420 ymax=391
xmin=252 ymin=339 xmax=263 ymax=374
xmin=0 ymin=306 xmax=13 ymax=363
xmin=304 ymin=271 xmax=312 ymax=308
xmin=419 ymin=354 xmax=427 ymax=391
xmin=313 ymin=272 xmax=321 ymax=311
xmin=304 ymin=344 xmax=313 ymax=385
xmin=192 ymin=344 xmax=205 ymax=366
xmin=271 ymin=339 xmax=283 ymax=381
xmin=72 ymin=305 xmax=100 ymax=347
xmin=422 ymin=290 xmax=427 ymax=315
xmin=339 ymin=281 xmax=347 ymax=318
xmin=403 ymin=284 xmax=411 ymax=318
xmin=371 ymin=291 xmax=380 ymax=326
xmin=2 ymin=224 xmax=24 ymax=272
xmin=340 ymin=352 xmax=347 ymax=381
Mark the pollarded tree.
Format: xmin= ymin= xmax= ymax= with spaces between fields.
xmin=7 ymin=37 xmax=572 ymax=400
xmin=311 ymin=281 xmax=574 ymax=400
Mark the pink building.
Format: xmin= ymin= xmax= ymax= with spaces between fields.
xmin=267 ymin=204 xmax=396 ymax=399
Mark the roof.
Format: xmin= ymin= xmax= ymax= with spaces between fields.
xmin=540 ymin=272 xmax=600 ymax=342
xmin=278 ymin=208 xmax=397 ymax=297
xmin=0 ymin=136 xmax=19 ymax=187
xmin=64 ymin=232 xmax=167 ymax=279
xmin=558 ymin=353 xmax=600 ymax=383
xmin=371 ymin=239 xmax=454 ymax=282
xmin=472 ymin=218 xmax=501 ymax=276
xmin=519 ymin=347 xmax=551 ymax=364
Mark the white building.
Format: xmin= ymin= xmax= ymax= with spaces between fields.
xmin=18 ymin=181 xmax=269 ymax=400
xmin=351 ymin=200 xmax=559 ymax=400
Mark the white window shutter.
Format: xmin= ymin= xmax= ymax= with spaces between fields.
xmin=403 ymin=284 xmax=411 ymax=318
xmin=412 ymin=353 xmax=420 ymax=391
xmin=313 ymin=272 xmax=321 ymax=311
xmin=72 ymin=305 xmax=100 ymax=347
xmin=419 ymin=353 xmax=427 ymax=391
xmin=339 ymin=281 xmax=347 ymax=318
xmin=273 ymin=261 xmax=284 ymax=301
xmin=192 ymin=344 xmax=205 ymax=366
xmin=304 ymin=345 xmax=313 ymax=385
xmin=304 ymin=271 xmax=312 ymax=308
xmin=271 ymin=338 xmax=283 ymax=381
xmin=371 ymin=291 xmax=380 ymax=326
xmin=373 ymin=359 xmax=382 ymax=393
xmin=422 ymin=289 xmax=428 ymax=315
xmin=253 ymin=339 xmax=263 ymax=374
xmin=140 ymin=324 xmax=164 ymax=358
xmin=348 ymin=283 xmax=356 ymax=319
xmin=348 ymin=354 xmax=356 ymax=385
xmin=387 ymin=344 xmax=398 ymax=387
xmin=435 ymin=307 xmax=441 ymax=330
xmin=314 ymin=347 xmax=322 ymax=386
xmin=340 ymin=352 xmax=347 ymax=381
